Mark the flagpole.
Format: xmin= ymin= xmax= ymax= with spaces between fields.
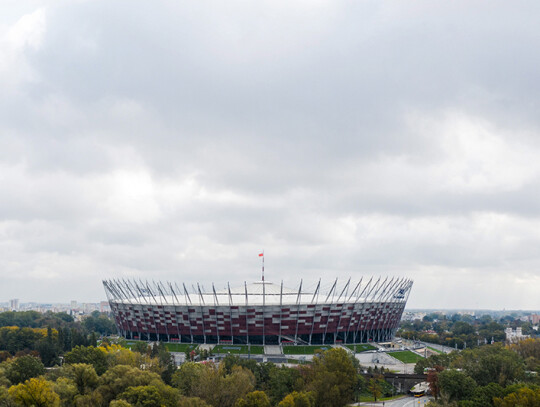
xmin=258 ymin=251 xmax=265 ymax=282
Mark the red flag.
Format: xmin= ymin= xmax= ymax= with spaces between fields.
xmin=259 ymin=253 xmax=264 ymax=257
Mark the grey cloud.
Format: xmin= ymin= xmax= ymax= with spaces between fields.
xmin=1 ymin=1 xmax=540 ymax=308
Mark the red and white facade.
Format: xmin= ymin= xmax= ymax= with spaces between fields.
xmin=103 ymin=277 xmax=412 ymax=345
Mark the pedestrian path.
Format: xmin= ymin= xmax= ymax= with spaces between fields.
xmin=264 ymin=345 xmax=282 ymax=355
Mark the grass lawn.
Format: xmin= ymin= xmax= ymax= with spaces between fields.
xmin=388 ymin=350 xmax=424 ymax=363
xmin=282 ymin=345 xmax=332 ymax=355
xmin=428 ymin=346 xmax=443 ymax=354
xmin=344 ymin=344 xmax=377 ymax=353
xmin=164 ymin=343 xmax=198 ymax=353
xmin=121 ymin=341 xmax=197 ymax=353
xmin=212 ymin=345 xmax=264 ymax=355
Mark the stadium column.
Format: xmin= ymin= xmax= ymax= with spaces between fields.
xmin=322 ymin=279 xmax=337 ymax=345
xmin=293 ymin=280 xmax=303 ymax=344
xmin=344 ymin=279 xmax=363 ymax=343
xmin=197 ymin=284 xmax=207 ymax=344
xmin=168 ymin=282 xmax=182 ymax=343
xmin=182 ymin=283 xmax=194 ymax=343
xmin=157 ymin=282 xmax=170 ymax=342
xmin=228 ymin=282 xmax=234 ymax=342
xmin=308 ymin=280 xmax=320 ymax=345
xmin=370 ymin=278 xmax=387 ymax=342
xmin=213 ymin=284 xmax=220 ymax=344
xmin=278 ymin=281 xmax=283 ymax=345
xmin=245 ymin=281 xmax=249 ymax=345
xmin=123 ymin=280 xmax=142 ymax=340
xmin=376 ymin=279 xmax=394 ymax=342
xmin=353 ymin=277 xmax=375 ymax=343
xmin=262 ymin=280 xmax=266 ymax=346
xmin=145 ymin=282 xmax=161 ymax=342
xmin=374 ymin=278 xmax=393 ymax=342
xmin=364 ymin=278 xmax=381 ymax=342
xmin=379 ymin=278 xmax=402 ymax=342
xmin=379 ymin=278 xmax=395 ymax=341
xmin=334 ymin=278 xmax=350 ymax=344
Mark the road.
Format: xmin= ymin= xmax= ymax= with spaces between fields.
xmin=355 ymin=396 xmax=431 ymax=407
xmin=382 ymin=396 xmax=430 ymax=407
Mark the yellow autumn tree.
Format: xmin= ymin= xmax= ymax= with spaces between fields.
xmin=8 ymin=377 xmax=60 ymax=407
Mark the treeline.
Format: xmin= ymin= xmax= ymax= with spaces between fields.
xmin=0 ymin=345 xmax=364 ymax=407
xmin=0 ymin=311 xmax=74 ymax=329
xmin=0 ymin=311 xmax=116 ymax=367
xmin=398 ymin=313 xmax=533 ymax=349
xmin=0 ymin=311 xmax=116 ymax=336
xmin=419 ymin=339 xmax=540 ymax=406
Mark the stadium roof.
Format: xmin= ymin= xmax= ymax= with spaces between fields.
xmin=103 ymin=278 xmax=412 ymax=307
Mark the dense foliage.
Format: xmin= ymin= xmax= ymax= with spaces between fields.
xmin=422 ymin=339 xmax=540 ymax=407
xmin=0 ymin=311 xmax=116 ymax=368
xmin=399 ymin=312 xmax=536 ymax=350
xmin=0 ymin=345 xmax=361 ymax=407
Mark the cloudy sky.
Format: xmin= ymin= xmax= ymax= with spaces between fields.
xmin=1 ymin=1 xmax=540 ymax=309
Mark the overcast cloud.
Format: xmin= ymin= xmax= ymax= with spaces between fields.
xmin=1 ymin=0 xmax=540 ymax=309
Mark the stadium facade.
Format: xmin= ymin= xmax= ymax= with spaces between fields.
xmin=103 ymin=277 xmax=412 ymax=345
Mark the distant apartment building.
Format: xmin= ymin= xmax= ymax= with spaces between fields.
xmin=401 ymin=311 xmax=426 ymax=321
xmin=529 ymin=314 xmax=540 ymax=325
xmin=100 ymin=301 xmax=110 ymax=312
xmin=9 ymin=299 xmax=19 ymax=311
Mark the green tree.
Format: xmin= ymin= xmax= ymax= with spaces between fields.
xmin=267 ymin=366 xmax=301 ymax=405
xmin=438 ymin=369 xmax=476 ymax=402
xmin=67 ymin=364 xmax=99 ymax=395
xmin=221 ymin=366 xmax=256 ymax=407
xmin=8 ymin=377 xmax=60 ymax=407
xmin=414 ymin=353 xmax=457 ymax=375
xmin=82 ymin=312 xmax=116 ymax=336
xmin=0 ymin=386 xmax=16 ymax=407
xmin=191 ymin=364 xmax=255 ymax=407
xmin=494 ymin=386 xmax=540 ymax=407
xmin=131 ymin=342 xmax=150 ymax=355
xmin=153 ymin=343 xmax=176 ymax=385
xmin=119 ymin=385 xmax=163 ymax=407
xmin=452 ymin=344 xmax=524 ymax=386
xmin=427 ymin=366 xmax=444 ymax=400
xmin=510 ymin=338 xmax=540 ymax=360
xmin=64 ymin=346 xmax=108 ymax=375
xmin=277 ymin=391 xmax=314 ymax=407
xmin=97 ymin=365 xmax=152 ymax=399
xmin=177 ymin=397 xmax=212 ymax=407
xmin=53 ymin=377 xmax=78 ymax=407
xmin=110 ymin=401 xmax=133 ymax=407
xmin=235 ymin=390 xmax=271 ymax=407
xmin=6 ymin=355 xmax=45 ymax=385
xmin=171 ymin=362 xmax=206 ymax=396
xmin=306 ymin=348 xmax=357 ymax=407
xmin=36 ymin=339 xmax=61 ymax=368
xmin=367 ymin=378 xmax=382 ymax=402
xmin=469 ymin=383 xmax=504 ymax=407
xmin=95 ymin=365 xmax=176 ymax=406
xmin=73 ymin=393 xmax=104 ymax=407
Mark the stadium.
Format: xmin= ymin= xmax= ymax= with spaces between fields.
xmin=103 ymin=277 xmax=412 ymax=345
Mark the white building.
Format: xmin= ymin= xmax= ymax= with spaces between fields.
xmin=505 ymin=327 xmax=529 ymax=343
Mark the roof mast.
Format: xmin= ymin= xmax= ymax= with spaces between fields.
xmin=259 ymin=251 xmax=264 ymax=282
